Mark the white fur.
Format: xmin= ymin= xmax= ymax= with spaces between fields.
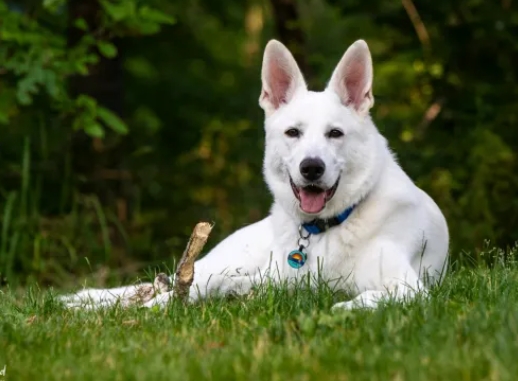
xmin=62 ymin=40 xmax=449 ymax=311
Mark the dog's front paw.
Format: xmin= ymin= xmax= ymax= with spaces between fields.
xmin=331 ymin=290 xmax=385 ymax=311
xmin=331 ymin=299 xmax=375 ymax=311
xmin=331 ymin=300 xmax=359 ymax=311
xmin=142 ymin=290 xmax=175 ymax=308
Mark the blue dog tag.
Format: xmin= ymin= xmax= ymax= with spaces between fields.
xmin=287 ymin=249 xmax=307 ymax=269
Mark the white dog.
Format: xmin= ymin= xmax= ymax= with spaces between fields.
xmin=63 ymin=39 xmax=449 ymax=310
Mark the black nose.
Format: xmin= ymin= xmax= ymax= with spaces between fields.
xmin=299 ymin=158 xmax=326 ymax=181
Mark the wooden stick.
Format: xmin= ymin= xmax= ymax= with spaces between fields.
xmin=173 ymin=222 xmax=213 ymax=301
xmin=120 ymin=222 xmax=212 ymax=307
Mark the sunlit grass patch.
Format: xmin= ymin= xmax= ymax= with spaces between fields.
xmin=2 ymin=251 xmax=518 ymax=380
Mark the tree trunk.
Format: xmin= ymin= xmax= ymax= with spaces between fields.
xmin=269 ymin=0 xmax=311 ymax=81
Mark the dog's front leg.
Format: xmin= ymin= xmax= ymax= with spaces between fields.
xmin=143 ymin=217 xmax=276 ymax=308
xmin=142 ymin=271 xmax=261 ymax=307
xmin=332 ymin=240 xmax=425 ymax=311
xmin=331 ymin=287 xmax=420 ymax=311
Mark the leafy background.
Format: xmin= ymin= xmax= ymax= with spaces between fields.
xmin=0 ymin=0 xmax=517 ymax=287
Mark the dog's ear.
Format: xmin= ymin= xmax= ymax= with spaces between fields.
xmin=259 ymin=40 xmax=307 ymax=116
xmin=327 ymin=40 xmax=374 ymax=115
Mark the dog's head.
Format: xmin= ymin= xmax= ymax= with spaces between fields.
xmin=260 ymin=40 xmax=382 ymax=220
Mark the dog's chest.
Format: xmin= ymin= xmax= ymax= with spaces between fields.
xmin=271 ymin=221 xmax=360 ymax=280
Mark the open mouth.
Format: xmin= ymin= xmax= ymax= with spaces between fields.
xmin=290 ymin=176 xmax=340 ymax=214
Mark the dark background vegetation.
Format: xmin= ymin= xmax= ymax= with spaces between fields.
xmin=0 ymin=0 xmax=517 ymax=287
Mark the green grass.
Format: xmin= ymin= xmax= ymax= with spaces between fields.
xmin=2 ymin=256 xmax=518 ymax=381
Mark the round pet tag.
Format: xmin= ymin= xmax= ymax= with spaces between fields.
xmin=287 ymin=249 xmax=307 ymax=269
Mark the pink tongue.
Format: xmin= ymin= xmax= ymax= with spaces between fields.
xmin=299 ymin=189 xmax=326 ymax=213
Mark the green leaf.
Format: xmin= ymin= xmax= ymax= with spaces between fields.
xmin=43 ymin=70 xmax=61 ymax=99
xmin=97 ymin=106 xmax=128 ymax=134
xmin=16 ymin=76 xmax=38 ymax=105
xmin=134 ymin=22 xmax=161 ymax=36
xmin=97 ymin=41 xmax=118 ymax=59
xmin=138 ymin=6 xmax=175 ymax=25
xmin=101 ymin=0 xmax=135 ymax=22
xmin=43 ymin=0 xmax=66 ymax=12
xmin=74 ymin=62 xmax=89 ymax=76
xmin=84 ymin=122 xmax=105 ymax=138
xmin=76 ymin=95 xmax=97 ymax=112
xmin=74 ymin=18 xmax=89 ymax=31
xmin=0 ymin=110 xmax=9 ymax=124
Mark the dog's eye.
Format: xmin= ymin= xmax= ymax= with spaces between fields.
xmin=285 ymin=128 xmax=301 ymax=138
xmin=327 ymin=129 xmax=344 ymax=138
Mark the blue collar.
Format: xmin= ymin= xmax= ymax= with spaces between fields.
xmin=302 ymin=204 xmax=356 ymax=235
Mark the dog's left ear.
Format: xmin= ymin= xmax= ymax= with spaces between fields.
xmin=259 ymin=40 xmax=307 ymax=116
xmin=327 ymin=40 xmax=374 ymax=115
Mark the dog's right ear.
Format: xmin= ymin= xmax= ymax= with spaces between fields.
xmin=327 ymin=40 xmax=374 ymax=116
xmin=259 ymin=40 xmax=307 ymax=116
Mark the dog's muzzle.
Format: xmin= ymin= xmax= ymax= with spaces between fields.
xmin=290 ymin=176 xmax=340 ymax=214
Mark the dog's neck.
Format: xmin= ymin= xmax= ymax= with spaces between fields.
xmin=301 ymin=202 xmax=358 ymax=234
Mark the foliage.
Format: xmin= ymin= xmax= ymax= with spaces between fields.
xmin=0 ymin=0 xmax=175 ymax=285
xmin=0 ymin=0 xmax=173 ymax=137
xmin=0 ymin=0 xmax=517 ymax=285
xmin=2 ymin=246 xmax=518 ymax=379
